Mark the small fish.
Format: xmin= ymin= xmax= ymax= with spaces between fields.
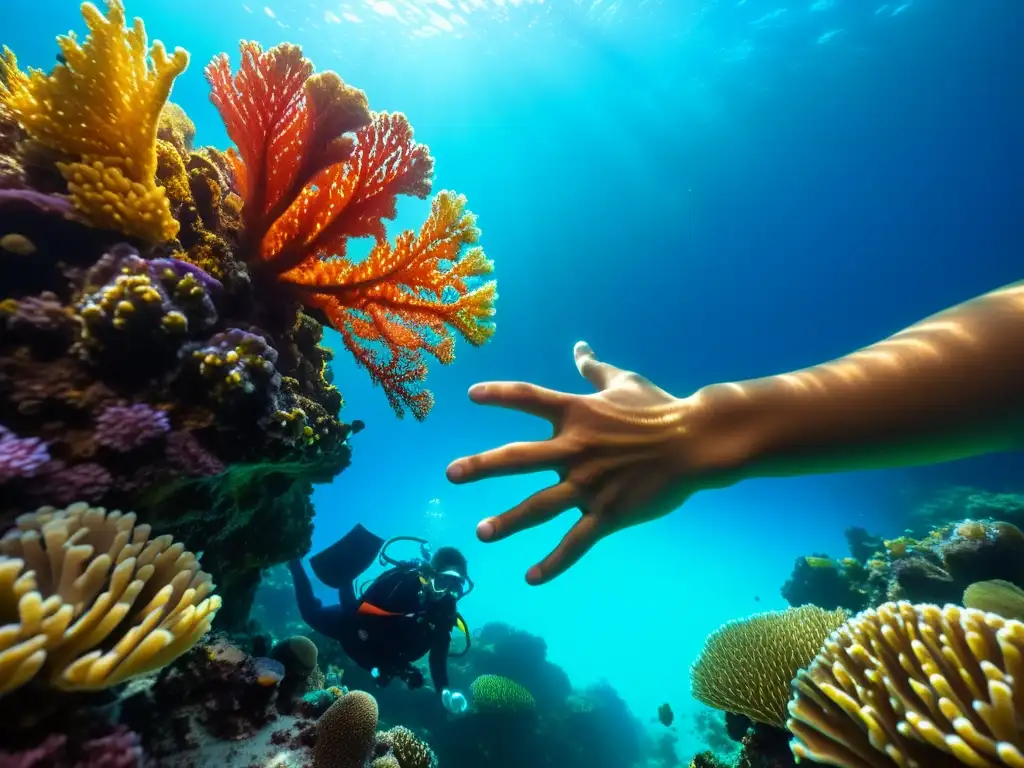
xmin=56 ymin=53 xmax=67 ymax=66
xmin=754 ymin=595 xmax=760 ymax=602
xmin=657 ymin=702 xmax=674 ymax=727
xmin=0 ymin=233 xmax=36 ymax=256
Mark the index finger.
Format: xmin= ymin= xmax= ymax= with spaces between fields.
xmin=468 ymin=381 xmax=569 ymax=421
xmin=447 ymin=437 xmax=573 ymax=484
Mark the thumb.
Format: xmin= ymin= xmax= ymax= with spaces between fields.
xmin=573 ymin=341 xmax=625 ymax=391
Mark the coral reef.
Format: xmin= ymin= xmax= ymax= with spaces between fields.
xmin=905 ymin=486 xmax=1024 ymax=537
xmin=248 ymin=576 xmax=649 ymax=768
xmin=0 ymin=503 xmax=218 ymax=696
xmin=789 ymin=602 xmax=1024 ymax=766
xmin=781 ymin=553 xmax=869 ymax=612
xmin=690 ymin=605 xmax=849 ymax=727
xmin=0 ymin=0 xmax=497 ymax=629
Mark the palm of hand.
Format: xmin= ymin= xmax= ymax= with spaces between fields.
xmin=447 ymin=342 xmax=698 ymax=585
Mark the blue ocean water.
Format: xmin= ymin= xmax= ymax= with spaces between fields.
xmin=6 ymin=0 xmax=1021 ymax=759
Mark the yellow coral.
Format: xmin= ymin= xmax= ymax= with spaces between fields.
xmin=788 ymin=602 xmax=1024 ymax=767
xmin=690 ymin=605 xmax=849 ymax=728
xmin=0 ymin=502 xmax=220 ymax=693
xmin=0 ymin=1 xmax=189 ymax=242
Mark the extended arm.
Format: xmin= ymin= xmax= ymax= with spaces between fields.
xmin=701 ymin=281 xmax=1024 ymax=477
xmin=428 ymin=628 xmax=451 ymax=693
xmin=447 ymin=283 xmax=1024 ymax=584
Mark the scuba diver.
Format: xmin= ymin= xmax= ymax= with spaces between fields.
xmin=288 ymin=524 xmax=472 ymax=714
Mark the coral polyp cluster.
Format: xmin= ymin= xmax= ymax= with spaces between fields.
xmin=0 ymin=0 xmax=496 ymax=626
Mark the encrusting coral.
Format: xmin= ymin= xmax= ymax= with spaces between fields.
xmin=0 ymin=0 xmax=188 ymax=242
xmin=690 ymin=605 xmax=849 ymax=728
xmin=0 ymin=502 xmax=220 ymax=694
xmin=788 ymin=602 xmax=1024 ymax=767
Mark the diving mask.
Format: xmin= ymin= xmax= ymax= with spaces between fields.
xmin=427 ymin=569 xmax=474 ymax=601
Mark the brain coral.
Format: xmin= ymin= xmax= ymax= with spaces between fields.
xmin=313 ymin=690 xmax=379 ymax=768
xmin=469 ymin=674 xmax=537 ymax=714
xmin=0 ymin=502 xmax=220 ymax=694
xmin=690 ymin=605 xmax=849 ymax=727
xmin=788 ymin=601 xmax=1024 ymax=768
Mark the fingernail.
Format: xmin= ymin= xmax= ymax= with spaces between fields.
xmin=525 ymin=566 xmax=543 ymax=585
xmin=468 ymin=384 xmax=487 ymax=400
xmin=447 ymin=463 xmax=464 ymax=481
xmin=476 ymin=519 xmax=495 ymax=541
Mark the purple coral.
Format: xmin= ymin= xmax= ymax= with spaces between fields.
xmin=191 ymin=328 xmax=282 ymax=401
xmin=76 ymin=245 xmax=221 ymax=350
xmin=148 ymin=257 xmax=222 ymax=296
xmin=78 ymin=726 xmax=144 ymax=768
xmin=26 ymin=461 xmax=113 ymax=506
xmin=0 ymin=425 xmax=50 ymax=483
xmin=94 ymin=403 xmax=171 ymax=452
xmin=0 ymin=727 xmax=142 ymax=768
xmin=166 ymin=431 xmax=225 ymax=477
xmin=5 ymin=292 xmax=70 ymax=333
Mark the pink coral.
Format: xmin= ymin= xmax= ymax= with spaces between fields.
xmin=166 ymin=431 xmax=225 ymax=476
xmin=0 ymin=424 xmax=50 ymax=483
xmin=94 ymin=404 xmax=171 ymax=452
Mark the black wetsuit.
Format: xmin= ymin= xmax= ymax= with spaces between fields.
xmin=288 ymin=560 xmax=455 ymax=692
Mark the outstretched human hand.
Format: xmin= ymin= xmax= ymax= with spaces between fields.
xmin=446 ymin=342 xmax=739 ymax=585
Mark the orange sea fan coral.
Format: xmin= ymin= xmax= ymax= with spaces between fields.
xmin=205 ymin=42 xmax=496 ymax=419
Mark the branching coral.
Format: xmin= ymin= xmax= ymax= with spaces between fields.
xmin=0 ymin=1 xmax=189 ymax=243
xmin=0 ymin=502 xmax=220 ymax=694
xmin=788 ymin=602 xmax=1024 ymax=767
xmin=205 ymin=42 xmax=497 ymax=419
xmin=690 ymin=605 xmax=849 ymax=728
xmin=378 ymin=725 xmax=439 ymax=768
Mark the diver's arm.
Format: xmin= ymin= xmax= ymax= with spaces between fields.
xmin=448 ymin=283 xmax=1024 ymax=585
xmin=287 ymin=559 xmax=341 ymax=637
xmin=428 ymin=628 xmax=451 ymax=694
xmin=698 ymin=281 xmax=1024 ymax=478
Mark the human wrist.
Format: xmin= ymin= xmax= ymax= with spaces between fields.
xmin=681 ymin=380 xmax=780 ymax=484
